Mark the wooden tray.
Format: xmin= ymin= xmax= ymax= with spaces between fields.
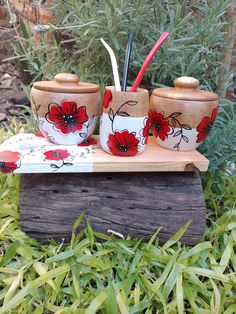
xmin=0 ymin=133 xmax=209 ymax=173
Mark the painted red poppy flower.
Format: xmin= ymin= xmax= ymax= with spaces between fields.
xmin=142 ymin=118 xmax=150 ymax=144
xmin=77 ymin=137 xmax=97 ymax=146
xmin=196 ymin=107 xmax=218 ymax=143
xmin=102 ymin=89 xmax=112 ymax=109
xmin=0 ymin=151 xmax=20 ymax=173
xmin=149 ymin=111 xmax=170 ymax=141
xmin=107 ymin=130 xmax=139 ymax=156
xmin=35 ymin=133 xmax=44 ymax=138
xmin=46 ymin=100 xmax=88 ymax=134
xmin=44 ymin=149 xmax=70 ymax=161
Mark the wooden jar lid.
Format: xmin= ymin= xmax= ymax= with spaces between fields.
xmin=152 ymin=76 xmax=218 ymax=101
xmin=33 ymin=73 xmax=99 ymax=94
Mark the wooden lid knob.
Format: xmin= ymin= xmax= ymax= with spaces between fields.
xmin=174 ymin=76 xmax=199 ymax=89
xmin=33 ymin=73 xmax=99 ymax=93
xmin=54 ymin=73 xmax=80 ymax=84
xmin=152 ymin=76 xmax=218 ymax=101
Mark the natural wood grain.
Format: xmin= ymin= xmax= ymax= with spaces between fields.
xmin=103 ymin=86 xmax=149 ymax=117
xmin=0 ymin=135 xmax=209 ymax=173
xmin=152 ymin=76 xmax=217 ymax=101
xmin=32 ymin=74 xmax=99 ymax=94
xmin=93 ymin=136 xmax=209 ymax=172
xmin=150 ymin=96 xmax=218 ymax=128
xmin=20 ymin=172 xmax=206 ymax=245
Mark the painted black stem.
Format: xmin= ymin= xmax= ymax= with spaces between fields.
xmin=111 ymin=100 xmax=137 ymax=133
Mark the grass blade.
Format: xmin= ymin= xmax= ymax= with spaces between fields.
xmin=225 ymin=305 xmax=236 ymax=314
xmin=219 ymin=236 xmax=233 ymax=272
xmin=3 ymin=273 xmax=21 ymax=305
xmin=187 ymin=267 xmax=231 ymax=283
xmin=130 ymin=300 xmax=153 ymax=314
xmin=153 ymin=254 xmax=177 ymax=289
xmin=33 ymin=261 xmax=57 ymax=291
xmin=147 ymin=226 xmax=162 ymax=248
xmin=70 ymin=212 xmax=85 ymax=247
xmin=0 ymin=264 xmax=70 ymax=314
xmin=0 ymin=240 xmax=20 ymax=267
xmin=162 ymin=263 xmax=184 ymax=301
xmin=133 ymin=283 xmax=141 ymax=305
xmin=85 ymin=290 xmax=107 ymax=314
xmin=72 ymin=272 xmax=80 ymax=302
xmin=105 ymin=282 xmax=116 ymax=314
xmin=163 ymin=221 xmax=192 ymax=248
xmin=45 ymin=250 xmax=74 ymax=263
xmin=210 ymin=279 xmax=221 ymax=314
xmin=179 ymin=242 xmax=212 ymax=261
xmin=116 ymin=291 xmax=129 ymax=314
xmin=176 ymin=274 xmax=184 ymax=314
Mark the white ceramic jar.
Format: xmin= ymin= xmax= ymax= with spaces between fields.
xmin=100 ymin=86 xmax=149 ymax=156
xmin=150 ymin=77 xmax=218 ymax=151
xmin=30 ymin=73 xmax=100 ymax=145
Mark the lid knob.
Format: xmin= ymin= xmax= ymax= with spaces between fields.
xmin=174 ymin=76 xmax=199 ymax=89
xmin=54 ymin=73 xmax=80 ymax=84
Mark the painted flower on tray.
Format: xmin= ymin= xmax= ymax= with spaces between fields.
xmin=0 ymin=150 xmax=20 ymax=173
xmin=77 ymin=137 xmax=97 ymax=147
xmin=102 ymin=89 xmax=112 ymax=109
xmin=149 ymin=111 xmax=170 ymax=141
xmin=44 ymin=149 xmax=73 ymax=171
xmin=107 ymin=130 xmax=139 ymax=156
xmin=196 ymin=107 xmax=218 ymax=143
xmin=44 ymin=149 xmax=70 ymax=161
xmin=46 ymin=100 xmax=88 ymax=134
xmin=142 ymin=117 xmax=150 ymax=144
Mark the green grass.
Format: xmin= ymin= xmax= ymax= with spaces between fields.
xmin=0 ymin=169 xmax=235 ymax=313
xmin=0 ymin=104 xmax=235 ymax=313
xmin=3 ymin=0 xmax=235 ymax=310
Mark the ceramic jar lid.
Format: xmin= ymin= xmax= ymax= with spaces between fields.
xmin=32 ymin=73 xmax=99 ymax=94
xmin=152 ymin=76 xmax=218 ymax=101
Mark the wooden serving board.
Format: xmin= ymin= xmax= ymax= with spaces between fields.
xmin=0 ymin=133 xmax=209 ymax=173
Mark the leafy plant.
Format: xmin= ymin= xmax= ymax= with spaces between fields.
xmin=51 ymin=0 xmax=233 ymax=93
xmin=13 ymin=21 xmax=74 ymax=85
xmin=199 ymin=98 xmax=236 ymax=176
xmin=12 ymin=0 xmax=233 ymax=95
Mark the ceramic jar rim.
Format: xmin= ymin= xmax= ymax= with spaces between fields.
xmin=106 ymin=86 xmax=149 ymax=95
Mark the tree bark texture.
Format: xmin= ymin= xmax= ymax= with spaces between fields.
xmin=20 ymin=172 xmax=206 ymax=245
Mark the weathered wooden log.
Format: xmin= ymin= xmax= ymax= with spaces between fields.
xmin=20 ymin=172 xmax=206 ymax=245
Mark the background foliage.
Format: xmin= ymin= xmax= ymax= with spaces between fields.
xmin=0 ymin=0 xmax=235 ymax=312
xmin=14 ymin=0 xmax=233 ymax=93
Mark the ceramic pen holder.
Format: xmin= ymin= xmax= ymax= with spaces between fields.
xmin=150 ymin=76 xmax=218 ymax=151
xmin=30 ymin=73 xmax=100 ymax=145
xmin=100 ymin=86 xmax=149 ymax=156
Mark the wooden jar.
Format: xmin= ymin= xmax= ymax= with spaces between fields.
xmin=100 ymin=86 xmax=149 ymax=156
xmin=30 ymin=73 xmax=100 ymax=145
xmin=150 ymin=76 xmax=218 ymax=151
